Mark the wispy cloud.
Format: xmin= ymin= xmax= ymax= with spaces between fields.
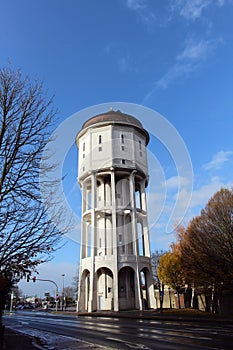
xmin=170 ymin=0 xmax=225 ymax=21
xmin=117 ymin=55 xmax=136 ymax=73
xmin=203 ymin=150 xmax=233 ymax=170
xmin=142 ymin=37 xmax=222 ymax=98
xmin=149 ymin=174 xmax=233 ymax=250
xmin=176 ymin=38 xmax=219 ymax=60
xmin=160 ymin=37 xmax=221 ymax=87
xmin=101 ymin=44 xmax=136 ymax=73
xmin=155 ymin=62 xmax=198 ymax=89
xmin=164 ymin=175 xmax=190 ymax=189
xmin=125 ymin=0 xmax=156 ymax=28
xmin=126 ymin=0 xmax=147 ymax=11
xmin=190 ymin=176 xmax=232 ymax=208
xmin=147 ymin=154 xmax=232 ymax=250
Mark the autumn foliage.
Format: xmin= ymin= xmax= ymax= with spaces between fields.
xmin=157 ymin=188 xmax=233 ymax=312
xmin=178 ymin=188 xmax=233 ymax=290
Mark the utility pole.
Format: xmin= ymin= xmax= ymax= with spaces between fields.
xmin=61 ymin=274 xmax=65 ymax=311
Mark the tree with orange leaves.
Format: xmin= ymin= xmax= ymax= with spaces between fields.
xmin=158 ymin=245 xmax=185 ymax=308
xmin=177 ymin=188 xmax=233 ymax=312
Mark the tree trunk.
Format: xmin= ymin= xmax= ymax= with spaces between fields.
xmin=177 ymin=291 xmax=181 ymax=309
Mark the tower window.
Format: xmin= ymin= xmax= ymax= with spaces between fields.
xmin=122 ymin=159 xmax=126 ymax=164
xmin=83 ymin=153 xmax=85 ymax=158
xmin=121 ymin=134 xmax=124 ymax=144
xmin=99 ymin=135 xmax=102 ymax=144
xmin=121 ymin=145 xmax=125 ymax=151
xmin=99 ymin=146 xmax=102 ymax=151
xmin=139 ymin=140 xmax=142 ymax=150
xmin=83 ymin=142 xmax=85 ymax=151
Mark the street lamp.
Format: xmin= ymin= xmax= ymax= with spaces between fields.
xmin=61 ymin=274 xmax=65 ymax=311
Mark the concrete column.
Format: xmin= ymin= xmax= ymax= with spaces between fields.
xmin=111 ymin=170 xmax=119 ymax=311
xmin=80 ymin=181 xmax=86 ymax=259
xmin=88 ymin=172 xmax=96 ymax=312
xmin=129 ymin=171 xmax=142 ymax=310
xmin=140 ymin=179 xmax=156 ymax=308
xmin=106 ymin=216 xmax=112 ymax=255
xmin=140 ymin=179 xmax=147 ymax=211
xmin=140 ymin=180 xmax=150 ymax=257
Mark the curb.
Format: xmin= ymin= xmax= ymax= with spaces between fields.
xmin=53 ymin=309 xmax=233 ymax=323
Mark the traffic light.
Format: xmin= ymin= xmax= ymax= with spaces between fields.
xmin=26 ymin=275 xmax=30 ymax=282
xmin=32 ymin=276 xmax=36 ymax=283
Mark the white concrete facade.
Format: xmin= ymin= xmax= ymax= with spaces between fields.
xmin=76 ymin=110 xmax=156 ymax=312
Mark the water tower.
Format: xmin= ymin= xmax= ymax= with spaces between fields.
xmin=76 ymin=110 xmax=156 ymax=312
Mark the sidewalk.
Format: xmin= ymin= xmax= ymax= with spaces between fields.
xmin=61 ymin=308 xmax=233 ymax=323
xmin=2 ymin=326 xmax=108 ymax=350
xmin=1 ymin=323 xmax=109 ymax=350
xmin=1 ymin=327 xmax=38 ymax=350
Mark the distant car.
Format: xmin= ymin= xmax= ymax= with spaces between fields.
xmin=16 ymin=305 xmax=24 ymax=309
xmin=22 ymin=303 xmax=35 ymax=309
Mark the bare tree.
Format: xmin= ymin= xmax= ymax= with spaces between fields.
xmin=63 ymin=286 xmax=75 ymax=299
xmin=72 ymin=266 xmax=79 ymax=299
xmin=0 ymin=66 xmax=65 ymax=317
xmin=151 ymin=250 xmax=165 ymax=289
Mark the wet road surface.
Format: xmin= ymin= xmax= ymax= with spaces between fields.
xmin=3 ymin=311 xmax=233 ymax=349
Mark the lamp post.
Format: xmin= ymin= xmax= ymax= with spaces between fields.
xmin=10 ymin=291 xmax=14 ymax=313
xmin=61 ymin=274 xmax=65 ymax=311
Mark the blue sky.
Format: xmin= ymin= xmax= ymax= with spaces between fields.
xmin=1 ymin=0 xmax=233 ymax=296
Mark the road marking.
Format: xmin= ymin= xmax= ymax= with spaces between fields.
xmin=106 ymin=337 xmax=152 ymax=349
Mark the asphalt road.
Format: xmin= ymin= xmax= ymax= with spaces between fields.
xmin=3 ymin=311 xmax=233 ymax=350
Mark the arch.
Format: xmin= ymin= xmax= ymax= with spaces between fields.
xmin=79 ymin=269 xmax=90 ymax=311
xmin=116 ymin=177 xmax=130 ymax=207
xmin=96 ymin=267 xmax=114 ymax=310
xmin=118 ymin=266 xmax=136 ymax=310
xmin=140 ymin=267 xmax=151 ymax=310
